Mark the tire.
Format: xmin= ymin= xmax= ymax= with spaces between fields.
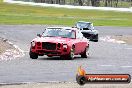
xmin=47 ymin=55 xmax=52 ymax=57
xmin=81 ymin=46 xmax=89 ymax=58
xmin=94 ymin=34 xmax=98 ymax=42
xmin=90 ymin=34 xmax=98 ymax=42
xmin=67 ymin=45 xmax=75 ymax=60
xmin=76 ymin=75 xmax=86 ymax=86
xmin=94 ymin=39 xmax=98 ymax=42
xmin=29 ymin=51 xmax=38 ymax=59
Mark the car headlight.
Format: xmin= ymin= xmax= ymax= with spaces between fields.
xmin=63 ymin=44 xmax=67 ymax=49
xmin=31 ymin=41 xmax=35 ymax=47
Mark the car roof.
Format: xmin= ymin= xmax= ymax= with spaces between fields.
xmin=46 ymin=27 xmax=78 ymax=31
xmin=77 ymin=21 xmax=91 ymax=24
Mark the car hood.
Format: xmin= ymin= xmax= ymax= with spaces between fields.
xmin=32 ymin=37 xmax=74 ymax=44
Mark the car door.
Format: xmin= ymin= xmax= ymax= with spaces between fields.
xmin=78 ymin=31 xmax=87 ymax=53
xmin=73 ymin=30 xmax=80 ymax=54
xmin=75 ymin=30 xmax=85 ymax=54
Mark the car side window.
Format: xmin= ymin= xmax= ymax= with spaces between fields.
xmin=76 ymin=31 xmax=79 ymax=39
xmin=79 ymin=32 xmax=84 ymax=39
xmin=90 ymin=23 xmax=94 ymax=30
xmin=76 ymin=30 xmax=83 ymax=39
xmin=71 ymin=31 xmax=76 ymax=38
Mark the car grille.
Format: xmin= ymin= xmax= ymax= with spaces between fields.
xmin=81 ymin=32 xmax=91 ymax=38
xmin=42 ymin=42 xmax=56 ymax=50
xmin=83 ymin=28 xmax=89 ymax=30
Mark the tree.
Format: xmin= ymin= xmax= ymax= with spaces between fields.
xmin=78 ymin=0 xmax=83 ymax=6
xmin=56 ymin=0 xmax=60 ymax=4
xmin=50 ymin=0 xmax=53 ymax=4
xmin=105 ymin=0 xmax=112 ymax=7
xmin=86 ymin=0 xmax=90 ymax=6
xmin=91 ymin=0 xmax=100 ymax=6
xmin=131 ymin=0 xmax=132 ymax=6
xmin=62 ymin=0 xmax=65 ymax=4
xmin=91 ymin=0 xmax=95 ymax=6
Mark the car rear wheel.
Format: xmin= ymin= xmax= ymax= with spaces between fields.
xmin=81 ymin=46 xmax=89 ymax=58
xmin=30 ymin=51 xmax=38 ymax=59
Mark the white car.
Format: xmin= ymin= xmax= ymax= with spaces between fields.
xmin=75 ymin=21 xmax=99 ymax=42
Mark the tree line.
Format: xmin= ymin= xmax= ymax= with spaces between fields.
xmin=33 ymin=0 xmax=132 ymax=7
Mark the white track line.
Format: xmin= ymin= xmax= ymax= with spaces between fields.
xmin=100 ymin=65 xmax=132 ymax=68
xmin=120 ymin=66 xmax=132 ymax=68
xmin=0 ymin=81 xmax=76 ymax=85
xmin=100 ymin=65 xmax=114 ymax=67
xmin=126 ymin=48 xmax=132 ymax=50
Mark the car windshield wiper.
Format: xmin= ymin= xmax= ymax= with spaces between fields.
xmin=61 ymin=36 xmax=68 ymax=38
xmin=44 ymin=35 xmax=54 ymax=37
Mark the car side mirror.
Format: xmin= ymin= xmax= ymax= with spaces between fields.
xmin=37 ymin=34 xmax=41 ymax=37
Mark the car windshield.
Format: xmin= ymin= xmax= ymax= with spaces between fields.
xmin=42 ymin=28 xmax=76 ymax=39
xmin=76 ymin=22 xmax=91 ymax=28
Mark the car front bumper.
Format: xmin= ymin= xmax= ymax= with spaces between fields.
xmin=31 ymin=48 xmax=70 ymax=56
xmin=81 ymin=32 xmax=98 ymax=40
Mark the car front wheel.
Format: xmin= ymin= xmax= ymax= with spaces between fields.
xmin=67 ymin=46 xmax=75 ymax=60
xmin=94 ymin=34 xmax=98 ymax=42
xmin=76 ymin=75 xmax=86 ymax=85
xmin=81 ymin=46 xmax=89 ymax=58
xmin=29 ymin=51 xmax=38 ymax=59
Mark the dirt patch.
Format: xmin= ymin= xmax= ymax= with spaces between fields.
xmin=112 ymin=35 xmax=132 ymax=45
xmin=0 ymin=38 xmax=14 ymax=54
xmin=0 ymin=37 xmax=24 ymax=61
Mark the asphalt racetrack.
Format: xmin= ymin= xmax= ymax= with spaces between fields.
xmin=0 ymin=25 xmax=132 ymax=84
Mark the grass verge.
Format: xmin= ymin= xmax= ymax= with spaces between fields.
xmin=0 ymin=2 xmax=132 ymax=26
xmin=0 ymin=0 xmax=2 ymax=2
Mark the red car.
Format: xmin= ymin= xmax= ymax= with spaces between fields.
xmin=29 ymin=27 xmax=89 ymax=60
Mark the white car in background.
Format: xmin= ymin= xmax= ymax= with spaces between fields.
xmin=75 ymin=21 xmax=99 ymax=42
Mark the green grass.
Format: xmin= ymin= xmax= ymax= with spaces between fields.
xmin=0 ymin=0 xmax=3 ymax=2
xmin=0 ymin=2 xmax=132 ymax=26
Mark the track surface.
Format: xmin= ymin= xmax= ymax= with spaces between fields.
xmin=0 ymin=25 xmax=132 ymax=84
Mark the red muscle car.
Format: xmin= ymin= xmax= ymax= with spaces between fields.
xmin=29 ymin=27 xmax=89 ymax=60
